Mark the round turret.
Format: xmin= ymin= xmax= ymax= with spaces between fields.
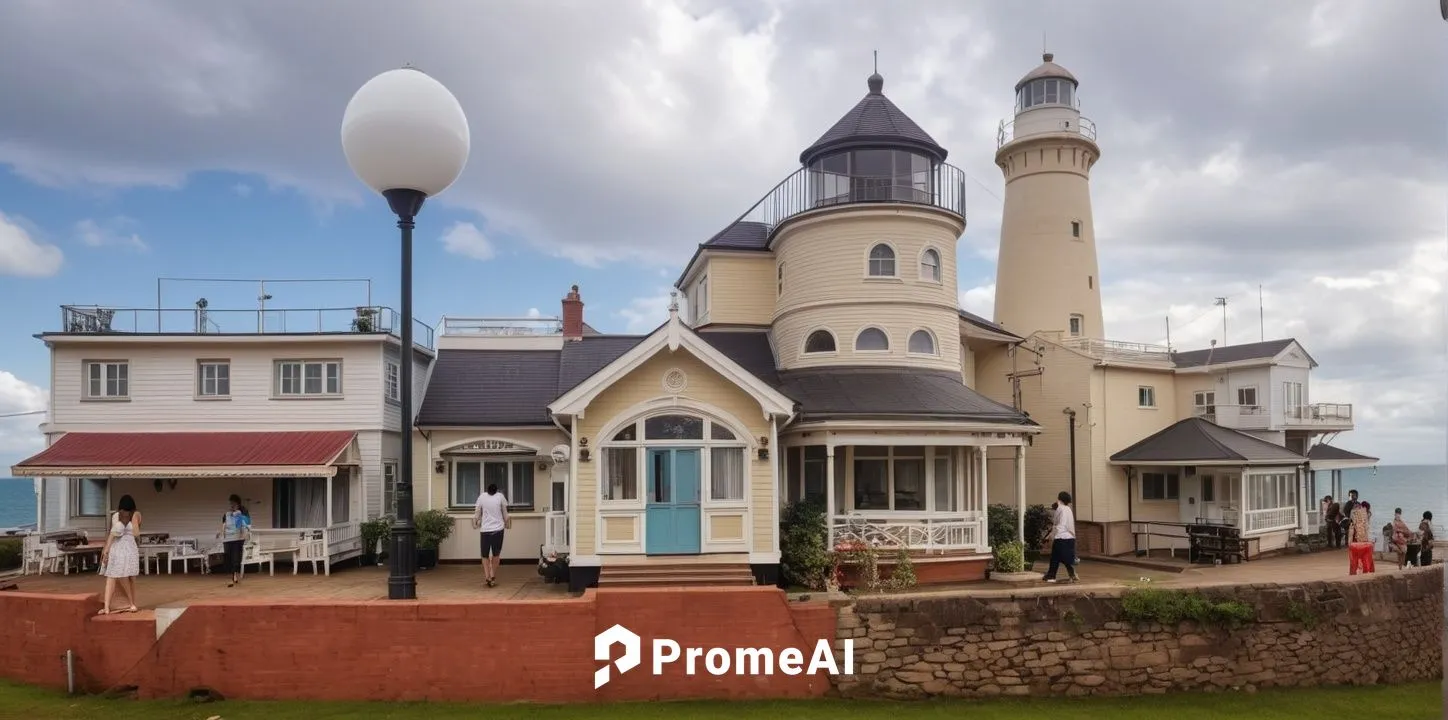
xmin=997 ymin=53 xmax=1097 ymax=152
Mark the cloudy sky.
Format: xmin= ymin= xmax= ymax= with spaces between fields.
xmin=0 ymin=0 xmax=1444 ymax=468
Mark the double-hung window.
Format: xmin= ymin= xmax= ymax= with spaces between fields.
xmin=275 ymin=360 xmax=342 ymax=397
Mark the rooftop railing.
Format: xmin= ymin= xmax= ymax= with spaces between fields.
xmin=717 ymin=163 xmax=967 ymax=243
xmin=1059 ymin=336 xmax=1172 ymax=365
xmin=56 ymin=305 xmax=436 ymax=349
xmin=441 ymin=316 xmax=564 ymax=336
xmin=997 ymin=116 xmax=1097 ymax=149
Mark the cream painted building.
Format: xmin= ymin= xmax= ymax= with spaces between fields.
xmin=414 ymin=71 xmax=1042 ymax=591
xmin=972 ymin=54 xmax=1375 ymax=557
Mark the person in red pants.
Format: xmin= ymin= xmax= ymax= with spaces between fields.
xmin=1347 ymin=501 xmax=1374 ymax=575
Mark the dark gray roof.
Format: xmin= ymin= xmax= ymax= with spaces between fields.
xmin=1307 ymin=444 xmax=1379 ymax=463
xmin=1171 ymin=339 xmax=1309 ymax=368
xmin=798 ymin=73 xmax=947 ymax=166
xmin=1016 ymin=53 xmax=1078 ymax=91
xmin=703 ymin=221 xmax=771 ymax=251
xmin=1110 ymin=418 xmax=1306 ymax=465
xmin=959 ymin=309 xmax=1020 ymax=340
xmin=775 ymin=367 xmax=1034 ymax=424
xmin=418 ymin=325 xmax=1033 ymax=429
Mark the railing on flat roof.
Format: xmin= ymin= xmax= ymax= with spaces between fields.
xmin=997 ymin=116 xmax=1097 ymax=148
xmin=56 ymin=305 xmax=436 ymax=349
xmin=719 ymin=163 xmax=967 ymax=243
xmin=1059 ymin=336 xmax=1172 ymax=364
xmin=441 ymin=316 xmax=563 ymax=336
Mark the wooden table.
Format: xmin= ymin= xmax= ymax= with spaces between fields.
xmin=59 ymin=542 xmax=104 ymax=575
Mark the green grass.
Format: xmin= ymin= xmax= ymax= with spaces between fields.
xmin=0 ymin=681 xmax=1439 ymax=720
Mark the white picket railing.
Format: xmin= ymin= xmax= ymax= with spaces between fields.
xmin=1243 ymin=507 xmax=1298 ymax=534
xmin=544 ymin=511 xmax=568 ymax=554
xmin=831 ymin=512 xmax=987 ymax=553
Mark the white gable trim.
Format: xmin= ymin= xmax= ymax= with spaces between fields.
xmin=1272 ymin=340 xmax=1318 ymax=368
xmin=548 ymin=312 xmax=795 ymax=420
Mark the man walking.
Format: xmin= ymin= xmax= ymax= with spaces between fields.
xmin=471 ymin=483 xmax=510 ymax=588
xmin=1042 ymin=491 xmax=1079 ymax=583
xmin=1323 ymin=495 xmax=1343 ymax=548
xmin=1339 ymin=489 xmax=1360 ymax=547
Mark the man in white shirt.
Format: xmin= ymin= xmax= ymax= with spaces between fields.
xmin=472 ymin=483 xmax=510 ymax=588
xmin=1042 ymin=491 xmax=1079 ymax=583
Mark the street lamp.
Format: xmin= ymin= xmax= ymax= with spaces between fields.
xmin=341 ymin=66 xmax=470 ymax=600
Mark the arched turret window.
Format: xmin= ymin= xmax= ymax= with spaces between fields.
xmin=855 ymin=327 xmax=889 ymax=352
xmin=804 ymin=330 xmax=837 ymax=354
xmin=868 ymin=244 xmax=896 ymax=277
xmin=908 ymin=329 xmax=937 ymax=355
xmin=919 ymin=248 xmax=941 ymax=281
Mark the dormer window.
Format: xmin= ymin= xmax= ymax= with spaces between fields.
xmin=867 ymin=244 xmax=896 ymax=277
xmin=919 ymin=248 xmax=941 ymax=282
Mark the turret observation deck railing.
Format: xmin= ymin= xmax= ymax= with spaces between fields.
xmin=441 ymin=316 xmax=564 ymax=337
xmin=717 ymin=163 xmax=967 ymax=244
xmin=1059 ymin=336 xmax=1172 ymax=365
xmin=57 ymin=305 xmax=436 ymax=349
xmin=997 ymin=116 xmax=1097 ymax=149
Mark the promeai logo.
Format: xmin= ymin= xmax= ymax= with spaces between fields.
xmin=592 ymin=623 xmax=852 ymax=688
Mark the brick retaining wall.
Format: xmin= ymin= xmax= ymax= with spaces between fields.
xmin=834 ymin=566 xmax=1443 ymax=698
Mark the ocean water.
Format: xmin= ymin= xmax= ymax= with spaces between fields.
xmin=1339 ymin=465 xmax=1448 ymax=528
xmin=0 ymin=477 xmax=36 ymax=529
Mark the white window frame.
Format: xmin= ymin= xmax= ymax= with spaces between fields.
xmin=72 ymin=477 xmax=109 ymax=517
xmin=1137 ymin=385 xmax=1157 ymax=408
xmin=1070 ymin=220 xmax=1082 ymax=239
xmin=801 ymin=328 xmax=838 ymax=355
xmin=850 ymin=446 xmax=934 ymax=512
xmin=1140 ymin=472 xmax=1180 ymax=501
xmin=274 ymin=359 xmax=343 ymax=398
xmin=918 ymin=247 xmax=941 ymax=283
xmin=854 ymin=326 xmax=890 ymax=353
xmin=1193 ymin=390 xmax=1215 ymax=407
xmin=382 ymin=461 xmax=398 ymax=517
xmin=598 ymin=412 xmax=749 ymax=507
xmin=1236 ymin=386 xmax=1258 ymax=409
xmin=1068 ymin=314 xmax=1084 ymax=337
xmin=385 ymin=361 xmax=400 ymax=402
xmin=907 ymin=328 xmax=937 ymax=356
xmin=196 ymin=359 xmax=231 ymax=399
xmin=83 ymin=360 xmax=129 ymax=400
xmin=694 ymin=275 xmax=709 ymax=322
xmin=1244 ymin=471 xmax=1299 ymax=533
xmin=777 ymin=262 xmax=784 ymax=297
xmin=450 ymin=458 xmax=536 ymax=511
xmin=865 ymin=243 xmax=897 ymax=278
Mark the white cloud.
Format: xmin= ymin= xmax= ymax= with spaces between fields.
xmin=439 ymin=221 xmax=495 ymax=261
xmin=0 ymin=210 xmax=63 ymax=277
xmin=526 ymin=307 xmax=541 ymax=318
xmin=74 ymin=217 xmax=147 ymax=251
xmin=616 ymin=288 xmax=682 ymax=334
xmin=0 ymin=370 xmax=46 ymax=463
xmin=233 ymin=182 xmax=253 ymax=197
xmin=959 ymin=284 xmax=994 ymax=318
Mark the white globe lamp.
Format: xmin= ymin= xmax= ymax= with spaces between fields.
xmin=340 ymin=66 xmax=470 ymax=601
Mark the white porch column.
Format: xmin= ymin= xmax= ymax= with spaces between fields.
xmin=769 ymin=415 xmax=780 ymax=556
xmin=825 ymin=440 xmax=836 ymax=548
xmin=36 ymin=478 xmax=46 ymax=533
xmin=326 ymin=473 xmax=335 ymax=527
xmin=1015 ymin=445 xmax=1026 ymax=544
xmin=977 ymin=447 xmax=988 ymax=542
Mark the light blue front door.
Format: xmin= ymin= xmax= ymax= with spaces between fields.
xmin=645 ymin=448 xmax=702 ymax=555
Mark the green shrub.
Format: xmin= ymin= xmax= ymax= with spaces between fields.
xmin=993 ymin=540 xmax=1026 ymax=573
xmin=885 ymin=547 xmax=917 ymax=591
xmin=780 ymin=501 xmax=831 ymax=590
xmin=1120 ymin=588 xmax=1255 ymax=629
xmin=413 ymin=509 xmax=456 ymax=550
xmin=987 ymin=504 xmax=1018 ymax=549
xmin=0 ymin=537 xmax=20 ymax=571
xmin=1025 ymin=504 xmax=1054 ymax=550
xmin=360 ymin=517 xmax=393 ymax=556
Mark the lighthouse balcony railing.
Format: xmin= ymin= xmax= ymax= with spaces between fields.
xmin=997 ymin=115 xmax=1097 ymax=148
xmin=710 ymin=163 xmax=967 ymax=245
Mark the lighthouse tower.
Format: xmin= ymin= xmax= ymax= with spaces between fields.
xmin=991 ymin=53 xmax=1104 ymax=341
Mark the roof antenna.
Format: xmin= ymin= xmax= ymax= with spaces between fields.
xmin=873 ymin=50 xmax=878 ymax=74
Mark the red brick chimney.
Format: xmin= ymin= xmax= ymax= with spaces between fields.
xmin=561 ymin=285 xmax=584 ymax=341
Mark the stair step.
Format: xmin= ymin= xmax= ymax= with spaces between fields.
xmin=606 ymin=566 xmax=750 ymax=577
xmin=601 ymin=562 xmax=756 ymax=588
xmin=600 ymin=575 xmax=755 ymax=587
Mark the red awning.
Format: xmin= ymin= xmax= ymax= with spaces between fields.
xmin=9 ymin=431 xmax=356 ymax=478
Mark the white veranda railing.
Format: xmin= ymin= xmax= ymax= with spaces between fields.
xmin=1243 ymin=507 xmax=1298 ymax=534
xmin=831 ymin=512 xmax=986 ymax=553
xmin=544 ymin=511 xmax=568 ymax=554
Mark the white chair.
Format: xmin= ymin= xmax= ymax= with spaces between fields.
xmin=21 ymin=535 xmax=59 ymax=575
xmin=239 ymin=538 xmax=292 ymax=576
xmin=167 ymin=542 xmax=211 ymax=574
xmin=293 ymin=536 xmax=329 ymax=576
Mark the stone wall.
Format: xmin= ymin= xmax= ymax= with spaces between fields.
xmin=834 ymin=566 xmax=1443 ymax=698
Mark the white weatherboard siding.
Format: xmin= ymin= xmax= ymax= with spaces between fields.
xmin=382 ymin=344 xmax=434 ymax=432
xmin=49 ymin=341 xmax=391 ymax=430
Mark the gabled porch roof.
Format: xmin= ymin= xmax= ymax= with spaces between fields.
xmin=10 ymin=430 xmax=357 ymax=478
xmin=1109 ymin=417 xmax=1306 ymax=467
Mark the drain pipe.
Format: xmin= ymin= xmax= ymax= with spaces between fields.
xmin=64 ymin=649 xmax=74 ymax=695
xmin=1063 ymin=407 xmax=1078 ymax=503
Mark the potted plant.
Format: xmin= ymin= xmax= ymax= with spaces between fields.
xmin=360 ymin=517 xmax=392 ymax=567
xmin=414 ymin=509 xmax=455 ymax=570
xmin=351 ymin=306 xmax=377 ymax=333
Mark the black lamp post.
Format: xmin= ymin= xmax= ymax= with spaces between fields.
xmin=341 ymin=66 xmax=470 ymax=600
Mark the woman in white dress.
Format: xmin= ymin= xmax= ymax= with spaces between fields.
xmin=99 ymin=494 xmax=142 ymax=614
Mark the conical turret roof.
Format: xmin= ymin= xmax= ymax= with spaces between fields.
xmin=798 ymin=72 xmax=947 ymax=165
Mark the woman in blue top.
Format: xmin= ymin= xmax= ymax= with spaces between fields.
xmin=217 ymin=494 xmax=251 ymax=587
